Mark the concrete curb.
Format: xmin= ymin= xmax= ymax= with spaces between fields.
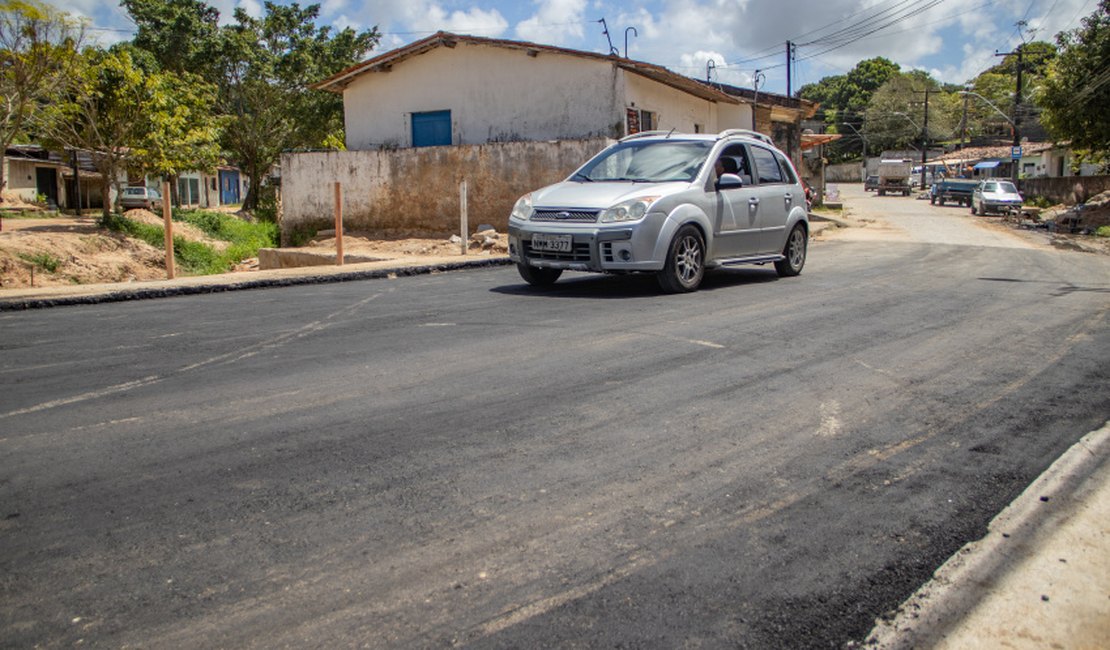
xmin=0 ymin=257 xmax=513 ymax=311
xmin=863 ymin=421 xmax=1110 ymax=648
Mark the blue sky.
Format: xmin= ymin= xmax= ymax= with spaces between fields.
xmin=60 ymin=0 xmax=1098 ymax=95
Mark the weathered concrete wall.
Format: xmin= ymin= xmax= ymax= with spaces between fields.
xmin=280 ymin=138 xmax=612 ymax=243
xmin=826 ymin=162 xmax=864 ymax=182
xmin=1019 ymin=175 xmax=1110 ymax=205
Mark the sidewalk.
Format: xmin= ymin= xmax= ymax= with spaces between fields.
xmin=0 ymin=253 xmax=512 ymax=310
xmin=866 ymin=422 xmax=1110 ymax=649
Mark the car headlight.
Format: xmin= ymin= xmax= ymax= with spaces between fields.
xmin=599 ymin=197 xmax=659 ymax=223
xmin=510 ymin=193 xmax=533 ymax=220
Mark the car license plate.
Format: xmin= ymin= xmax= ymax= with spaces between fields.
xmin=531 ymin=233 xmax=572 ymax=252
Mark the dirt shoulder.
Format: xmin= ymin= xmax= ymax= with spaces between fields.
xmin=0 ymin=212 xmax=507 ymax=290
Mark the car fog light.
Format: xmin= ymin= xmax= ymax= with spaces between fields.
xmin=619 ymin=249 xmax=632 ymax=262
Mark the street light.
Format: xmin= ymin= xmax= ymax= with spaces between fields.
xmin=957 ymin=90 xmax=1015 ymax=126
xmin=959 ymin=90 xmax=1019 ymax=182
xmin=891 ymin=111 xmax=922 ymax=131
xmin=839 ymin=122 xmax=867 ymax=177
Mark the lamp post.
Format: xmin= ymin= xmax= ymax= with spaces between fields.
xmin=840 ymin=121 xmax=867 ymax=177
xmin=959 ymin=90 xmax=1019 ymax=180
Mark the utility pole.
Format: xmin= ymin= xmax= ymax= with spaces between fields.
xmin=913 ymin=88 xmax=931 ymax=189
xmin=959 ymin=89 xmax=970 ymax=176
xmin=996 ymin=44 xmax=1024 ymax=183
xmin=785 ymin=41 xmax=793 ymax=96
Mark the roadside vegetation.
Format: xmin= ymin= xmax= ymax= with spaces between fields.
xmin=101 ymin=209 xmax=277 ymax=275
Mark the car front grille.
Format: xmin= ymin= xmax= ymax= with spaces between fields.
xmin=530 ymin=209 xmax=599 ymax=223
xmin=523 ymin=240 xmax=592 ymax=263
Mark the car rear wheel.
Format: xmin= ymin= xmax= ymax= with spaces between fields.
xmin=516 ymin=263 xmax=562 ymax=287
xmin=774 ymin=223 xmax=807 ymax=277
xmin=657 ymin=225 xmax=704 ymax=293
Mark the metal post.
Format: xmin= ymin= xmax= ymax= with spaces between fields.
xmin=921 ymin=89 xmax=929 ymax=190
xmin=785 ymin=41 xmax=792 ymax=96
xmin=459 ymin=180 xmax=468 ymax=255
xmin=333 ymin=181 xmax=344 ymax=265
xmin=162 ymin=180 xmax=175 ymax=279
xmin=1012 ymin=46 xmax=1023 ymax=183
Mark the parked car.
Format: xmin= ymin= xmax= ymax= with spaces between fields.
xmin=970 ymin=180 xmax=1023 ymax=215
xmin=508 ymin=129 xmax=809 ymax=293
xmin=864 ymin=175 xmax=880 ymax=192
xmin=120 ymin=186 xmax=163 ymax=211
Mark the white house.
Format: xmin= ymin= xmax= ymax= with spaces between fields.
xmin=313 ymin=31 xmax=755 ymax=150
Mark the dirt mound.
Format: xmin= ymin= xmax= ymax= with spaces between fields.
xmin=123 ymin=209 xmax=228 ymax=249
xmin=0 ymin=225 xmax=167 ymax=288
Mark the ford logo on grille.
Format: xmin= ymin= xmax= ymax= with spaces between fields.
xmin=555 ymin=211 xmax=572 ymax=220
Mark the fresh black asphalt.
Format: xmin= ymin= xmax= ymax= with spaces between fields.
xmin=1 ymin=238 xmax=1107 ymax=647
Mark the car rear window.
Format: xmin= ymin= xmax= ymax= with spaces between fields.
xmin=124 ymin=188 xmax=144 ymax=196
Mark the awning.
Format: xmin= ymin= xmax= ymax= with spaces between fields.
xmin=973 ymin=160 xmax=1001 ymax=169
xmin=800 ymin=133 xmax=842 ymax=151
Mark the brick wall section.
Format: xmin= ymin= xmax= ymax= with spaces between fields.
xmin=1019 ymin=175 xmax=1110 ymax=205
xmin=279 ymin=138 xmax=613 ymax=244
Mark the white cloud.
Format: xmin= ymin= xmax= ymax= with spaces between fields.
xmin=516 ymin=0 xmax=587 ymax=45
xmin=418 ymin=5 xmax=509 ymax=36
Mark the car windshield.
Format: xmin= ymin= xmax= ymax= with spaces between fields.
xmin=983 ymin=182 xmax=998 ymax=192
xmin=996 ymin=181 xmax=1018 ymax=193
xmin=573 ymin=140 xmax=713 ymax=183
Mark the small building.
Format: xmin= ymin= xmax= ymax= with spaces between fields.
xmin=313 ymin=31 xmax=757 ymax=150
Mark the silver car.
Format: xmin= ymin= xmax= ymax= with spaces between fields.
xmin=970 ymin=180 xmax=1023 ymax=215
xmin=508 ymin=130 xmax=809 ymax=293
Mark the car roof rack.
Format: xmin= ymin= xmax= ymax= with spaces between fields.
xmin=618 ymin=130 xmax=675 ymax=142
xmin=717 ymin=129 xmax=774 ymax=145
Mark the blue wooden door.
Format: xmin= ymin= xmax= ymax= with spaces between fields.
xmin=219 ymin=170 xmax=240 ymax=204
xmin=412 ymin=110 xmax=451 ymax=147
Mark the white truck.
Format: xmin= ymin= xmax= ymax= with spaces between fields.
xmin=877 ymin=159 xmax=912 ymax=196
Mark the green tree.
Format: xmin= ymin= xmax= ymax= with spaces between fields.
xmin=214 ymin=2 xmax=378 ymax=210
xmin=43 ymin=47 xmax=223 ymax=218
xmin=799 ymin=57 xmax=900 ymax=162
xmin=0 ymin=0 xmax=84 ymax=198
xmin=1039 ymin=0 xmax=1110 ymax=159
xmin=121 ymin=0 xmax=221 ymax=80
xmin=864 ymin=72 xmax=958 ymax=153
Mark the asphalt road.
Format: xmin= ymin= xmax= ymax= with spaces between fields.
xmin=2 ymin=190 xmax=1108 ymax=648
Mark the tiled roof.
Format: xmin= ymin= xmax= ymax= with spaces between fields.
xmin=313 ymin=31 xmax=741 ymax=106
xmin=933 ymin=142 xmax=1056 ymax=162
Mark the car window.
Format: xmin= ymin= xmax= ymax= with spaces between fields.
xmin=714 ymin=144 xmax=753 ymax=184
xmin=575 ymin=140 xmax=712 ymax=182
xmin=983 ymin=182 xmax=998 ymax=192
xmin=775 ymin=152 xmax=797 ymax=184
xmin=124 ymin=188 xmax=144 ymax=196
xmin=751 ymin=146 xmax=784 ymax=184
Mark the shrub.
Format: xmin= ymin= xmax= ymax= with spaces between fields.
xmin=19 ymin=251 xmax=61 ymax=273
xmin=1096 ymin=225 xmax=1110 ymax=238
xmin=103 ymin=211 xmax=278 ymax=275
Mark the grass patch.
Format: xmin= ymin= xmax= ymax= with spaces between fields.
xmin=102 ymin=210 xmax=278 ymax=275
xmin=19 ymin=251 xmax=62 ymax=272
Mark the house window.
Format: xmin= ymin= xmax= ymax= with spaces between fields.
xmin=412 ymin=110 xmax=452 ymax=147
xmin=626 ymin=108 xmax=657 ymax=135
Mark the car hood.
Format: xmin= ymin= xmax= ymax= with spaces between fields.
xmin=982 ymin=190 xmax=1022 ymax=200
xmin=531 ymin=181 xmax=692 ymax=210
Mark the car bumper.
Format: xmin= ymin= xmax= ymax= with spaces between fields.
xmin=982 ymin=199 xmax=1023 ymax=210
xmin=508 ymin=216 xmax=668 ymax=272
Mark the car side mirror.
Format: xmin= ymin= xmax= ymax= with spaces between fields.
xmin=716 ymin=173 xmax=744 ymax=190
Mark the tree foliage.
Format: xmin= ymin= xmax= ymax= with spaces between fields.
xmin=43 ymin=48 xmax=221 ymax=218
xmin=214 ymin=2 xmax=378 ymax=209
xmin=1039 ymin=0 xmax=1110 ymax=158
xmin=863 ymin=72 xmax=959 ymax=153
xmin=0 ymin=0 xmax=84 ymax=196
xmin=799 ymin=57 xmax=901 ymax=162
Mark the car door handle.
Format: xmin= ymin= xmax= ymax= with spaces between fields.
xmin=748 ymin=198 xmax=760 ymax=205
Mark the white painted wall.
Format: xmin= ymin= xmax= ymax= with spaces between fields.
xmin=342 ymin=44 xmax=623 ymax=149
xmin=621 ymin=73 xmax=751 ymax=134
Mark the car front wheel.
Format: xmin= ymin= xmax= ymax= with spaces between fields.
xmin=517 ymin=263 xmax=562 ymax=287
xmin=657 ymin=225 xmax=705 ymax=293
xmin=775 ymin=223 xmax=807 ymax=277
